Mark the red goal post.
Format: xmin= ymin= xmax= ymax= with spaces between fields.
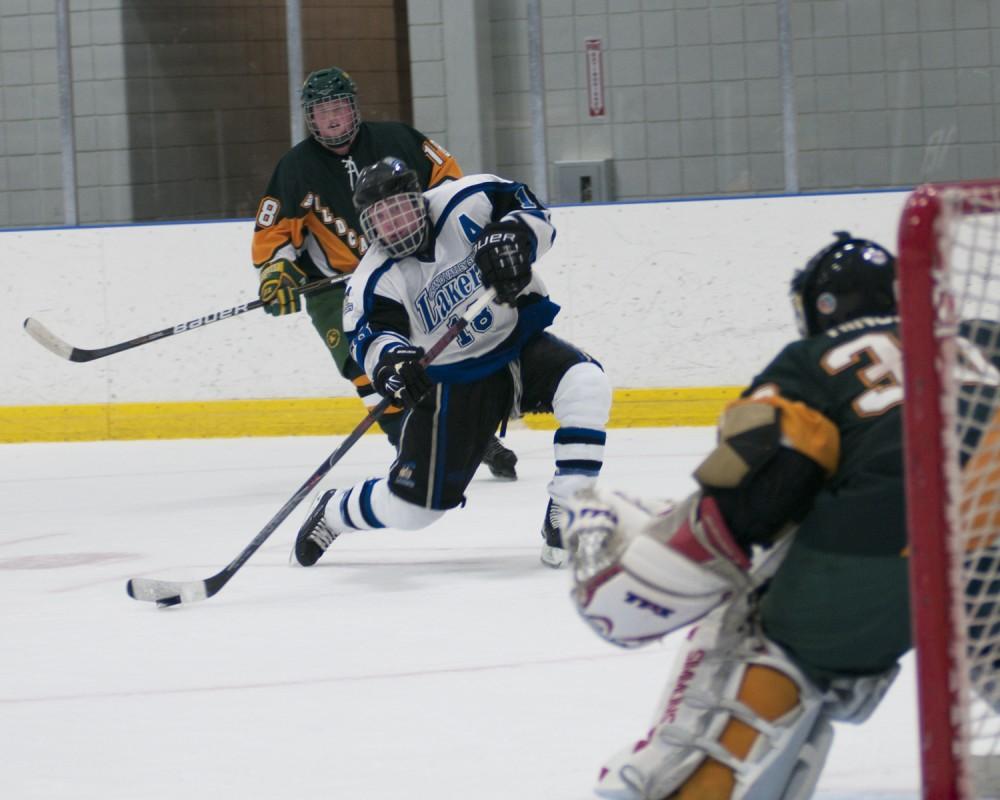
xmin=899 ymin=180 xmax=1000 ymax=800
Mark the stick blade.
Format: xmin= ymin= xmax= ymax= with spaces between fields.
xmin=23 ymin=317 xmax=79 ymax=361
xmin=127 ymin=577 xmax=209 ymax=608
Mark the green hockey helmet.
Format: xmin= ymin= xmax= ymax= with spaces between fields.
xmin=790 ymin=231 xmax=897 ymax=337
xmin=301 ymin=66 xmax=360 ymax=149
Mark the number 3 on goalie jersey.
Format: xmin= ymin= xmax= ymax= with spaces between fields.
xmin=823 ymin=331 xmax=1000 ymax=418
xmin=822 ymin=332 xmax=903 ymax=417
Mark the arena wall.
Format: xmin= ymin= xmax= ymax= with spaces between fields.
xmin=0 ymin=188 xmax=909 ymax=442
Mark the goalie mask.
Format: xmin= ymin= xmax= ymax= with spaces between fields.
xmin=790 ymin=230 xmax=897 ymax=337
xmin=353 ymin=157 xmax=428 ymax=259
xmin=302 ymin=67 xmax=360 ymax=149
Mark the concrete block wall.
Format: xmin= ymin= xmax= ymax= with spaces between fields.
xmin=407 ymin=1 xmax=446 ymax=144
xmin=0 ymin=0 xmax=412 ymax=228
xmin=407 ymin=0 xmax=1000 ymax=202
xmin=1 ymin=0 xmax=69 ymax=227
xmin=5 ymin=0 xmax=998 ymax=227
xmin=792 ymin=0 xmax=1000 ymax=188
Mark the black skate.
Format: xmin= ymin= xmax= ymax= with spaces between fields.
xmin=291 ymin=489 xmax=340 ymax=567
xmin=540 ymin=499 xmax=567 ymax=568
xmin=483 ymin=435 xmax=518 ymax=480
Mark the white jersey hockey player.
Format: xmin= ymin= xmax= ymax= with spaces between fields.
xmin=290 ymin=157 xmax=611 ymax=569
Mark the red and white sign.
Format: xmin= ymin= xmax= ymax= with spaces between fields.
xmin=585 ymin=37 xmax=605 ymax=117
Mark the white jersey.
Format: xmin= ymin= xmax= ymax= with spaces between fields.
xmin=344 ymin=173 xmax=559 ymax=384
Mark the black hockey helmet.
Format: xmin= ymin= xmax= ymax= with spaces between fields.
xmin=301 ymin=66 xmax=360 ymax=148
xmin=353 ymin=157 xmax=428 ymax=258
xmin=790 ymin=231 xmax=897 ymax=337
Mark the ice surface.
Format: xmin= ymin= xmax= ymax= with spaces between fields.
xmin=0 ymin=428 xmax=919 ymax=799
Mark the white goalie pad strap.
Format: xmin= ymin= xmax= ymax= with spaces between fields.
xmin=595 ymin=602 xmax=829 ymax=800
xmin=778 ymin=716 xmax=834 ymax=800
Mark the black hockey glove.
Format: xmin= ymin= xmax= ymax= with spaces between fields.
xmin=473 ymin=221 xmax=535 ymax=306
xmin=373 ymin=345 xmax=434 ymax=408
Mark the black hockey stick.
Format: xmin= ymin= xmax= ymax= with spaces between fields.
xmin=23 ymin=273 xmax=350 ymax=363
xmin=126 ymin=287 xmax=498 ymax=608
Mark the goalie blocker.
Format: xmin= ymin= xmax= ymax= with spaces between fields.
xmin=567 ymin=395 xmax=839 ymax=649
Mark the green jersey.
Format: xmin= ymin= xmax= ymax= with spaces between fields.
xmin=744 ymin=315 xmax=905 ymax=556
xmin=251 ymin=121 xmax=461 ymax=277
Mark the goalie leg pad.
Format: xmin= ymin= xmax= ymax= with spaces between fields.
xmin=822 ymin=664 xmax=899 ymax=723
xmin=595 ymin=602 xmax=830 ymax=800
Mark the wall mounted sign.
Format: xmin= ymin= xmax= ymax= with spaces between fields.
xmin=585 ymin=37 xmax=605 ymax=117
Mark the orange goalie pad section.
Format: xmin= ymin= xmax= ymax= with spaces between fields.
xmin=675 ymin=665 xmax=800 ymax=800
xmin=961 ymin=407 xmax=1000 ymax=551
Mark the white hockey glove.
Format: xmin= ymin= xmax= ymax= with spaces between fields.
xmin=564 ymin=488 xmax=752 ymax=648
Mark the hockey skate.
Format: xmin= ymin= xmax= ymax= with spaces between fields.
xmin=540 ymin=499 xmax=568 ymax=568
xmin=483 ymin=435 xmax=518 ymax=480
xmin=291 ymin=489 xmax=341 ymax=567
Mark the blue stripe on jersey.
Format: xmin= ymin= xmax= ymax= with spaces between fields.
xmin=431 ymin=385 xmax=451 ymax=509
xmin=554 ymin=427 xmax=608 ymax=446
xmin=339 ymin=488 xmax=356 ymax=529
xmin=361 ymin=259 xmax=397 ymax=315
xmin=358 ymin=478 xmax=385 ymax=528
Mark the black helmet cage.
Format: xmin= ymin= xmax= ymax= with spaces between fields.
xmin=790 ymin=231 xmax=897 ymax=337
xmin=301 ymin=67 xmax=360 ymax=148
xmin=353 ymin=158 xmax=428 ymax=258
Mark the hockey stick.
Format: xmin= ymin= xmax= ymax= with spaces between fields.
xmin=23 ymin=273 xmax=350 ymax=363
xmin=126 ymin=287 xmax=498 ymax=608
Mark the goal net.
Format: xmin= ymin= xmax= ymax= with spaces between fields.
xmin=899 ymin=181 xmax=1000 ymax=799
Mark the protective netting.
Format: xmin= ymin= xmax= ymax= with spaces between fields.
xmin=938 ymin=185 xmax=1000 ymax=795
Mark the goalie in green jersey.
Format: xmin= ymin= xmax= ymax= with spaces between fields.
xmin=562 ymin=232 xmax=908 ymax=800
xmin=251 ymin=66 xmax=518 ymax=478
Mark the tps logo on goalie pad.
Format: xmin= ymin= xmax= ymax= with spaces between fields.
xmin=624 ymin=590 xmax=674 ymax=619
xmin=577 ymin=576 xmax=682 ymax=648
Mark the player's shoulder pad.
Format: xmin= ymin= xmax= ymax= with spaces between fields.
xmin=695 ymin=394 xmax=840 ymax=489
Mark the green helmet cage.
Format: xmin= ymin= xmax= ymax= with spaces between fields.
xmin=301 ymin=67 xmax=360 ymax=148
